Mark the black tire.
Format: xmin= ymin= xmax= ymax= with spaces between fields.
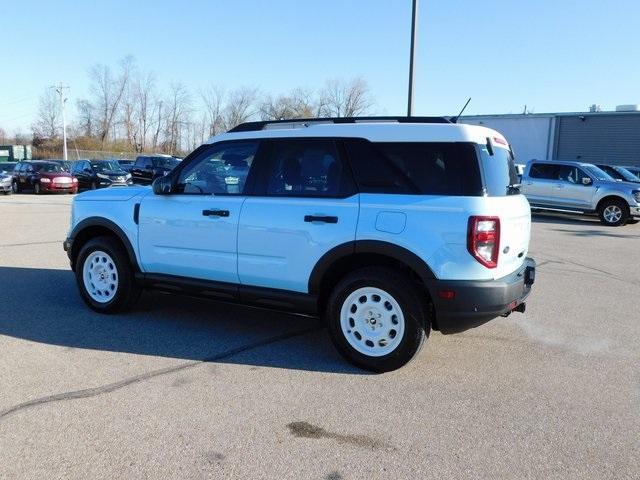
xmin=33 ymin=182 xmax=41 ymax=195
xmin=75 ymin=236 xmax=141 ymax=313
xmin=326 ymin=267 xmax=429 ymax=373
xmin=12 ymin=181 xmax=20 ymax=193
xmin=90 ymin=181 xmax=97 ymax=190
xmin=598 ymin=198 xmax=629 ymax=226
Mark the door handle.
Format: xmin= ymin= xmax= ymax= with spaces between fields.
xmin=202 ymin=209 xmax=230 ymax=217
xmin=304 ymin=215 xmax=338 ymax=224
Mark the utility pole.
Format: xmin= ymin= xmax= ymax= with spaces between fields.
xmin=407 ymin=0 xmax=419 ymax=116
xmin=52 ymin=83 xmax=69 ymax=160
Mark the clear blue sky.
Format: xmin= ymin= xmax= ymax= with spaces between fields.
xmin=1 ymin=0 xmax=638 ymax=133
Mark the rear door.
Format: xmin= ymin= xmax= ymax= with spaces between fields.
xmin=521 ymin=162 xmax=561 ymax=206
xmin=138 ymin=140 xmax=260 ymax=284
xmin=238 ymin=138 xmax=359 ymax=293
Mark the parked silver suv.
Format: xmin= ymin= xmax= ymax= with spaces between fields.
xmin=521 ymin=160 xmax=640 ymax=226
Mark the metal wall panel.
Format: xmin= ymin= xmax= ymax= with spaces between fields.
xmin=555 ymin=114 xmax=640 ymax=166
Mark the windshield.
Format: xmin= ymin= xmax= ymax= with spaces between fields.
xmin=613 ymin=166 xmax=640 ymax=182
xmin=153 ymin=157 xmax=179 ymax=168
xmin=584 ymin=165 xmax=614 ymax=181
xmin=91 ymin=160 xmax=123 ymax=172
xmin=34 ymin=163 xmax=64 ymax=173
xmin=478 ymin=144 xmax=520 ymax=196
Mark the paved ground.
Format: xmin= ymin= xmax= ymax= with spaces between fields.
xmin=0 ymin=193 xmax=638 ymax=480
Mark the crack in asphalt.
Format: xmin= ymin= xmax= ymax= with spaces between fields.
xmin=0 ymin=240 xmax=63 ymax=248
xmin=535 ymin=255 xmax=640 ymax=288
xmin=0 ymin=326 xmax=320 ymax=421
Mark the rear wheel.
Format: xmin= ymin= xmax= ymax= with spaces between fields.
xmin=598 ymin=199 xmax=628 ymax=226
xmin=326 ymin=267 xmax=428 ymax=372
xmin=75 ymin=236 xmax=141 ymax=313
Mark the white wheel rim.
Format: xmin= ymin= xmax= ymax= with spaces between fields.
xmin=339 ymin=287 xmax=405 ymax=357
xmin=82 ymin=250 xmax=119 ymax=303
xmin=603 ymin=205 xmax=622 ymax=223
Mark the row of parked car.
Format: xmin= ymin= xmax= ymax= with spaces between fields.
xmin=517 ymin=160 xmax=640 ymax=226
xmin=0 ymin=154 xmax=181 ymax=195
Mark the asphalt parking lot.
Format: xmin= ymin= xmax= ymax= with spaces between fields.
xmin=0 ymin=193 xmax=638 ymax=480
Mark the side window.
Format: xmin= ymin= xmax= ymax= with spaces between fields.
xmin=263 ymin=139 xmax=352 ymax=197
xmin=529 ymin=163 xmax=560 ymax=180
xmin=558 ymin=166 xmax=581 ymax=184
xmin=362 ymin=141 xmax=482 ymax=196
xmin=175 ymin=141 xmax=259 ymax=195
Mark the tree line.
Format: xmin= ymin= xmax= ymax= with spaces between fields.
xmin=26 ymin=56 xmax=374 ymax=157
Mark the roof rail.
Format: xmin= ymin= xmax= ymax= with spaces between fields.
xmin=227 ymin=116 xmax=451 ymax=133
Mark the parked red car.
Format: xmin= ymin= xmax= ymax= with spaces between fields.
xmin=12 ymin=161 xmax=78 ymax=194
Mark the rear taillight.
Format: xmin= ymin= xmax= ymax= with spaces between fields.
xmin=467 ymin=216 xmax=500 ymax=268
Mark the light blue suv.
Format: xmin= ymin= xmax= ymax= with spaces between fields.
xmin=64 ymin=117 xmax=536 ymax=371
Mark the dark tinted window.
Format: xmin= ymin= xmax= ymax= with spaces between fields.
xmin=176 ymin=141 xmax=258 ymax=195
xmin=152 ymin=157 xmax=179 ymax=169
xmin=529 ymin=163 xmax=561 ymax=179
xmin=346 ymin=139 xmax=482 ymax=196
xmin=263 ymin=139 xmax=353 ymax=197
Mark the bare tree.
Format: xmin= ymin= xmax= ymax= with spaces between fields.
xmin=222 ymin=87 xmax=258 ymax=130
xmin=134 ymin=71 xmax=156 ymax=151
xmin=200 ymin=85 xmax=225 ymax=137
xmin=0 ymin=127 xmax=6 ymax=144
xmin=163 ymin=82 xmax=192 ymax=153
xmin=259 ymin=87 xmax=316 ymax=120
xmin=75 ymin=99 xmax=95 ymax=137
xmin=89 ymin=55 xmax=134 ymax=145
xmin=31 ymin=88 xmax=61 ymax=139
xmin=318 ymin=78 xmax=373 ymax=117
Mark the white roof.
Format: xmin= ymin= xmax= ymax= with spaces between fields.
xmin=206 ymin=122 xmax=507 ymax=146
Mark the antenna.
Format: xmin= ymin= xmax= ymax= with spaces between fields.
xmin=450 ymin=97 xmax=471 ymax=124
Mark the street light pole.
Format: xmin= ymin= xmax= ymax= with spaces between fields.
xmin=53 ymin=83 xmax=69 ymax=161
xmin=407 ymin=0 xmax=419 ymax=117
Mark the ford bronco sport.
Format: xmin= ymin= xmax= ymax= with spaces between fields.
xmin=64 ymin=117 xmax=535 ymax=372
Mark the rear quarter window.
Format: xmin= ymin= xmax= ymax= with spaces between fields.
xmin=345 ymin=139 xmax=483 ymax=196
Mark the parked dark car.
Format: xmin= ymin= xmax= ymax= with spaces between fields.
xmin=624 ymin=166 xmax=640 ymax=180
xmin=0 ymin=161 xmax=17 ymax=174
xmin=117 ymin=159 xmax=135 ymax=173
xmin=11 ymin=161 xmax=78 ymax=194
xmin=130 ymin=155 xmax=180 ymax=184
xmin=71 ymin=159 xmax=133 ymax=190
xmin=0 ymin=172 xmax=12 ymax=194
xmin=595 ymin=164 xmax=640 ymax=184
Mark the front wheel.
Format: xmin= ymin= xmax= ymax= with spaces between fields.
xmin=12 ymin=181 xmax=19 ymax=193
xmin=598 ymin=199 xmax=629 ymax=226
xmin=326 ymin=267 xmax=428 ymax=372
xmin=33 ymin=182 xmax=41 ymax=195
xmin=75 ymin=236 xmax=141 ymax=313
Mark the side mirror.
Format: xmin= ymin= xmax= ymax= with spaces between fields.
xmin=582 ymin=177 xmax=592 ymax=185
xmin=152 ymin=175 xmax=172 ymax=195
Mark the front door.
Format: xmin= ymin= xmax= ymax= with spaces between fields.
xmin=238 ymin=138 xmax=359 ymax=293
xmin=555 ymin=165 xmax=595 ymax=209
xmin=138 ymin=140 xmax=260 ymax=284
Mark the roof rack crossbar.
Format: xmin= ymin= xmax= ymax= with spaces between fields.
xmin=227 ymin=116 xmax=451 ymax=133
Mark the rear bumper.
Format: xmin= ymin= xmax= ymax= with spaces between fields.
xmin=428 ymin=257 xmax=536 ymax=334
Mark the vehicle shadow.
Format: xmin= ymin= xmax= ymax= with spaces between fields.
xmin=549 ymin=228 xmax=633 ymax=239
xmin=531 ymin=212 xmax=601 ymax=225
xmin=0 ymin=266 xmax=362 ymax=374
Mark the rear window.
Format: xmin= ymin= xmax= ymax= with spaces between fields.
xmin=478 ymin=144 xmax=520 ymax=196
xmin=345 ymin=139 xmax=483 ymax=196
